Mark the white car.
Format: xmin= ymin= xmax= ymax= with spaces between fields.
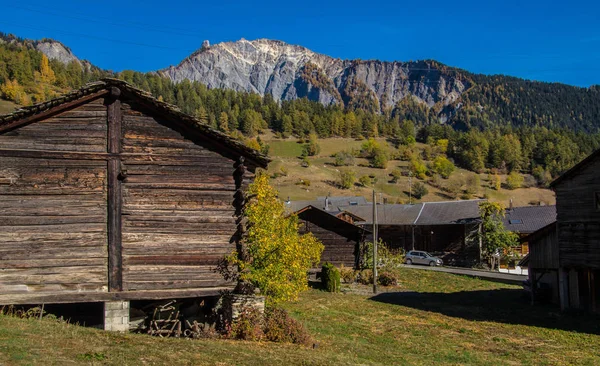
xmin=405 ymin=250 xmax=443 ymax=267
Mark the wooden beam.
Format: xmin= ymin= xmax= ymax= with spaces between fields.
xmin=0 ymin=287 xmax=234 ymax=305
xmin=106 ymin=95 xmax=123 ymax=292
xmin=0 ymin=90 xmax=110 ymax=134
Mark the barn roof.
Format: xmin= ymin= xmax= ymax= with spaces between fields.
xmin=549 ymin=148 xmax=600 ymax=188
xmin=339 ymin=199 xmax=483 ymax=226
xmin=295 ymin=205 xmax=371 ymax=235
xmin=502 ymin=205 xmax=557 ymax=234
xmin=285 ymin=196 xmax=367 ymax=213
xmin=0 ymin=78 xmax=270 ymax=168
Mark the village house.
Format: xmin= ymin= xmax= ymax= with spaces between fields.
xmin=0 ymin=79 xmax=269 ymax=330
xmin=295 ymin=205 xmax=369 ymax=269
xmin=289 ymin=197 xmax=484 ymax=267
xmin=502 ymin=204 xmax=557 ymax=255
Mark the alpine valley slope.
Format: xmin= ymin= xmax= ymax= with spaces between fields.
xmin=158 ymin=38 xmax=470 ymax=120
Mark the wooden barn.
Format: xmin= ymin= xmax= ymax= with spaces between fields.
xmin=296 ymin=205 xmax=369 ymax=268
xmin=340 ymin=200 xmax=483 ymax=266
xmin=550 ymin=148 xmax=600 ymax=312
xmin=0 ymin=79 xmax=269 ymax=328
xmin=520 ymin=222 xmax=559 ymax=305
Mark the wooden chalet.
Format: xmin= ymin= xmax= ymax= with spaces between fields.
xmin=296 ymin=205 xmax=369 ymax=268
xmin=0 ymin=79 xmax=269 ymax=308
xmin=549 ymin=148 xmax=600 ymax=312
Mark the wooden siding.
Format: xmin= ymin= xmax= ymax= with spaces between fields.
xmin=555 ymin=156 xmax=600 ymax=269
xmin=528 ymin=226 xmax=559 ymax=270
xmin=297 ymin=208 xmax=364 ymax=268
xmin=0 ymin=159 xmax=108 ymax=299
xmin=0 ymin=92 xmax=258 ymax=304
xmin=120 ymin=101 xmax=236 ymax=291
xmin=0 ymin=99 xmax=107 ymax=152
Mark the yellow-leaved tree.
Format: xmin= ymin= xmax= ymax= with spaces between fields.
xmin=230 ymin=172 xmax=323 ymax=304
xmin=39 ymin=54 xmax=56 ymax=84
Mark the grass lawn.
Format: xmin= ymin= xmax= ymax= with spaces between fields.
xmin=1 ymin=269 xmax=599 ymax=365
xmin=0 ymin=99 xmax=18 ymax=115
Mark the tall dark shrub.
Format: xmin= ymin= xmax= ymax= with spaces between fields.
xmin=321 ymin=262 xmax=341 ymax=293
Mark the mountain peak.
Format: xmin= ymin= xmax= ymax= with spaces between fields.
xmin=158 ymin=38 xmax=469 ymax=115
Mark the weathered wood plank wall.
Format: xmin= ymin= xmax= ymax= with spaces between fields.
xmin=555 ymin=157 xmax=600 ymax=269
xmin=0 ymin=99 xmax=109 ymax=299
xmin=119 ymin=101 xmax=236 ymax=292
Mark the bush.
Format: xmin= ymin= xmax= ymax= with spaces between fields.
xmin=378 ymin=271 xmax=399 ymax=286
xmin=506 ymin=171 xmax=524 ymax=190
xmin=359 ymin=175 xmax=372 ymax=187
xmin=361 ymin=240 xmax=405 ymax=269
xmin=390 ymin=168 xmax=402 ymax=183
xmin=228 ymin=307 xmax=264 ymax=341
xmin=413 ymin=181 xmax=429 ymax=199
xmin=409 ymin=159 xmax=428 ymax=179
xmin=338 ymin=169 xmax=355 ymax=189
xmin=333 ymin=151 xmax=355 ymax=167
xmin=263 ymin=308 xmax=312 ymax=345
xmin=431 ymin=156 xmax=455 ymax=179
xmin=356 ymin=269 xmax=373 ymax=285
xmin=372 ymin=149 xmax=388 ymax=169
xmin=321 ymin=262 xmax=341 ymax=293
xmin=339 ymin=264 xmax=356 ymax=283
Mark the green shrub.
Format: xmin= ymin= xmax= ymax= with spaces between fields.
xmin=390 ymin=168 xmax=402 ymax=183
xmin=338 ymin=169 xmax=355 ymax=189
xmin=413 ymin=181 xmax=429 ymax=199
xmin=321 ymin=262 xmax=341 ymax=292
xmin=372 ymin=149 xmax=388 ymax=169
xmin=333 ymin=151 xmax=355 ymax=166
xmin=359 ymin=175 xmax=372 ymax=187
xmin=263 ymin=308 xmax=312 ymax=345
xmin=361 ymin=240 xmax=405 ymax=269
xmin=431 ymin=156 xmax=455 ymax=179
xmin=301 ymin=157 xmax=311 ymax=167
xmin=378 ymin=271 xmax=399 ymax=286
xmin=506 ymin=171 xmax=524 ymax=190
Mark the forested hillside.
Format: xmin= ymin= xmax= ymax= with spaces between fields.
xmin=1 ymin=32 xmax=599 ymax=184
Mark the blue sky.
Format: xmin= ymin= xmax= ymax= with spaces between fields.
xmin=1 ymin=0 xmax=599 ymax=86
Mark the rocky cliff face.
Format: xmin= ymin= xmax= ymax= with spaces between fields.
xmin=159 ymin=38 xmax=471 ymax=114
xmin=35 ymin=40 xmax=81 ymax=65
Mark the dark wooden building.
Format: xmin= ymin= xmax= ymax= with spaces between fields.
xmin=550 ymin=149 xmax=600 ymax=312
xmin=340 ymin=200 xmax=483 ymax=265
xmin=521 ymin=222 xmax=560 ymax=304
xmin=0 ymin=79 xmax=269 ymax=308
xmin=296 ymin=206 xmax=369 ymax=268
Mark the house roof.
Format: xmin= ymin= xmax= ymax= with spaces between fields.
xmin=285 ymin=196 xmax=367 ymax=213
xmin=295 ymin=205 xmax=371 ymax=235
xmin=339 ymin=199 xmax=483 ymax=226
xmin=341 ymin=203 xmax=423 ymax=225
xmin=549 ymin=148 xmax=600 ymax=188
xmin=0 ymin=78 xmax=270 ymax=168
xmin=502 ymin=205 xmax=557 ymax=234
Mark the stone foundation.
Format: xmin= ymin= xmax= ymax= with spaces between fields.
xmin=104 ymin=300 xmax=129 ymax=332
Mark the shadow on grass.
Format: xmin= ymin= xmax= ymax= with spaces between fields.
xmin=370 ymin=289 xmax=600 ymax=335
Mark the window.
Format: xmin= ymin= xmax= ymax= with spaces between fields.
xmin=596 ymin=192 xmax=600 ymax=211
xmin=509 ymin=219 xmax=523 ymax=224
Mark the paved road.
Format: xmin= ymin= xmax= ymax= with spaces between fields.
xmin=400 ymin=264 xmax=527 ymax=285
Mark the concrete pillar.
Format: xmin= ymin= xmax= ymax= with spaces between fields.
xmin=104 ymin=300 xmax=129 ymax=332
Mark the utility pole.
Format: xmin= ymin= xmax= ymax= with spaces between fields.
xmin=372 ymin=190 xmax=378 ymax=294
xmin=408 ymin=172 xmax=413 ymax=205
